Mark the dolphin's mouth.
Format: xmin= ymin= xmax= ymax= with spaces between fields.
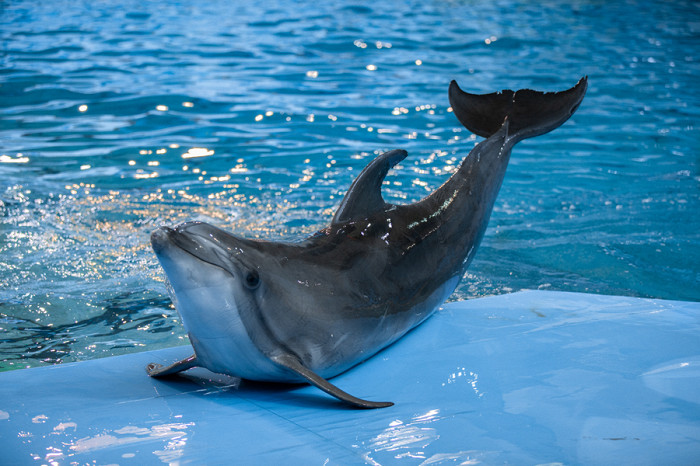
xmin=151 ymin=223 xmax=238 ymax=277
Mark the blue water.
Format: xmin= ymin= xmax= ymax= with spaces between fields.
xmin=1 ymin=0 xmax=698 ymax=371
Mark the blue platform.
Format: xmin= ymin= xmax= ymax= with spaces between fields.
xmin=1 ymin=290 xmax=699 ymax=465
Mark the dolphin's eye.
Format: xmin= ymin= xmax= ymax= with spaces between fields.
xmin=244 ymin=270 xmax=260 ymax=289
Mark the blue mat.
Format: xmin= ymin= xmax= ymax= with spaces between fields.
xmin=2 ymin=290 xmax=699 ymax=464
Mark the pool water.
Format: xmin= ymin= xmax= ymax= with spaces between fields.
xmin=1 ymin=0 xmax=698 ymax=371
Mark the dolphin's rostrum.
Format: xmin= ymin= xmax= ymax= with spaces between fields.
xmin=147 ymin=78 xmax=587 ymax=408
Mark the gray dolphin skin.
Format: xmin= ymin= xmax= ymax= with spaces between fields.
xmin=147 ymin=77 xmax=587 ymax=408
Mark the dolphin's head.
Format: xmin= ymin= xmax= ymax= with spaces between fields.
xmin=150 ymin=221 xmax=290 ymax=377
xmin=150 ymin=221 xmax=266 ymax=335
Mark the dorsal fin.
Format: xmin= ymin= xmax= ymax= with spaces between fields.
xmin=332 ymin=149 xmax=407 ymax=225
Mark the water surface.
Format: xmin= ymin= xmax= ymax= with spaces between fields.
xmin=1 ymin=0 xmax=698 ymax=370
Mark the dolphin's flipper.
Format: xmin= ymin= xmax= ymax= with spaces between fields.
xmin=448 ymin=77 xmax=588 ymax=143
xmin=271 ymin=354 xmax=394 ymax=409
xmin=146 ymin=354 xmax=198 ymax=377
xmin=332 ymin=148 xmax=408 ymax=224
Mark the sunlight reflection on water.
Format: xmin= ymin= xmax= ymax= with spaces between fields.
xmin=1 ymin=0 xmax=698 ymax=370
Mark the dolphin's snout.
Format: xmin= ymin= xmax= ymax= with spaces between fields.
xmin=151 ymin=222 xmax=242 ymax=278
xmin=151 ymin=226 xmax=173 ymax=239
xmin=151 ymin=226 xmax=176 ymax=255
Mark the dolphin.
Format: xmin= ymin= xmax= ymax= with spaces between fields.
xmin=147 ymin=77 xmax=587 ymax=408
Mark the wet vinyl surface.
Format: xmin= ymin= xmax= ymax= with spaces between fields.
xmin=1 ymin=0 xmax=699 ymax=370
xmin=1 ymin=291 xmax=699 ymax=465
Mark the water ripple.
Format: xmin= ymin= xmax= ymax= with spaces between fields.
xmin=1 ymin=0 xmax=699 ymax=369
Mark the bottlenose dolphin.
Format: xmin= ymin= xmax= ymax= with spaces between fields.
xmin=147 ymin=77 xmax=587 ymax=408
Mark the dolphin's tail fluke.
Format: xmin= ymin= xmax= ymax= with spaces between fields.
xmin=448 ymin=77 xmax=587 ymax=143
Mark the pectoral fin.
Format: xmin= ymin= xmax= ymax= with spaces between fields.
xmin=146 ymin=354 xmax=198 ymax=377
xmin=271 ymin=353 xmax=393 ymax=409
